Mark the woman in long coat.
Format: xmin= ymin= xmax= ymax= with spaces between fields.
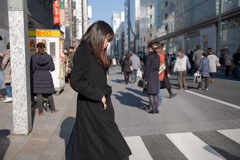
xmin=31 ymin=42 xmax=58 ymax=117
xmin=159 ymin=44 xmax=177 ymax=98
xmin=122 ymin=54 xmax=131 ymax=84
xmin=207 ymin=51 xmax=219 ymax=83
xmin=1 ymin=43 xmax=12 ymax=103
xmin=143 ymin=42 xmax=160 ymax=114
xmin=70 ymin=21 xmax=131 ymax=160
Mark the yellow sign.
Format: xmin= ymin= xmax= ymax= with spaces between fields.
xmin=28 ymin=30 xmax=60 ymax=37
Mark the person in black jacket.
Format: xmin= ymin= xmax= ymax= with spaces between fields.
xmin=143 ymin=42 xmax=160 ymax=114
xmin=233 ymin=49 xmax=240 ymax=78
xmin=31 ymin=43 xmax=58 ymax=117
xmin=122 ymin=54 xmax=131 ymax=84
xmin=70 ymin=21 xmax=131 ymax=160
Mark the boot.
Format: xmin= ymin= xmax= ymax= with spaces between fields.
xmin=211 ymin=78 xmax=214 ymax=83
xmin=170 ymin=93 xmax=177 ymax=99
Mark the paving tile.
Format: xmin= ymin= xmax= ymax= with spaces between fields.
xmin=47 ymin=134 xmax=71 ymax=147
xmin=30 ymin=129 xmax=55 ymax=141
xmin=63 ymin=110 xmax=76 ymax=118
xmin=4 ymin=134 xmax=32 ymax=145
xmin=39 ymin=146 xmax=65 ymax=160
xmin=0 ymin=144 xmax=23 ymax=160
xmin=54 ymin=125 xmax=74 ymax=135
xmin=19 ymin=139 xmax=49 ymax=154
xmin=13 ymin=153 xmax=41 ymax=160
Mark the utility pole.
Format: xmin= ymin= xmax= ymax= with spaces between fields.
xmin=69 ymin=0 xmax=73 ymax=46
xmin=166 ymin=24 xmax=169 ymax=55
xmin=217 ymin=0 xmax=222 ymax=56
xmin=7 ymin=0 xmax=32 ymax=135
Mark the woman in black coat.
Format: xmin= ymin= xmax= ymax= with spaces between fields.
xmin=70 ymin=21 xmax=131 ymax=160
xmin=122 ymin=54 xmax=131 ymax=84
xmin=143 ymin=42 xmax=160 ymax=114
xmin=31 ymin=42 xmax=58 ymax=117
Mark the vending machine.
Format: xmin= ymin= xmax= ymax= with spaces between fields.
xmin=28 ymin=29 xmax=65 ymax=95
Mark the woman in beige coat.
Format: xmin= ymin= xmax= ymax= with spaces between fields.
xmin=1 ymin=43 xmax=12 ymax=103
xmin=225 ymin=52 xmax=232 ymax=76
xmin=207 ymin=51 xmax=219 ymax=83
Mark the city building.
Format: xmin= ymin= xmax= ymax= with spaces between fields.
xmin=109 ymin=11 xmax=121 ymax=56
xmin=72 ymin=0 xmax=88 ymax=48
xmin=117 ymin=11 xmax=125 ymax=56
xmin=0 ymin=0 xmax=54 ymax=53
xmin=88 ymin=6 xmax=92 ymax=27
xmin=151 ymin=0 xmax=240 ymax=56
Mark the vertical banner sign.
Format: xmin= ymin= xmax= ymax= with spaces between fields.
xmin=53 ymin=0 xmax=60 ymax=26
xmin=65 ymin=0 xmax=68 ymax=20
xmin=60 ymin=0 xmax=65 ymax=9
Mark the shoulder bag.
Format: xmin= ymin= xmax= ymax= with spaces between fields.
xmin=159 ymin=62 xmax=166 ymax=75
xmin=138 ymin=78 xmax=148 ymax=89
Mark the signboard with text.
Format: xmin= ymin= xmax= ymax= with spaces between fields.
xmin=53 ymin=0 xmax=60 ymax=27
xmin=28 ymin=30 xmax=60 ymax=37
xmin=60 ymin=0 xmax=64 ymax=9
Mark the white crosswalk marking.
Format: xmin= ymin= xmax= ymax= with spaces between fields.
xmin=166 ymin=132 xmax=226 ymax=160
xmin=218 ymin=129 xmax=240 ymax=144
xmin=124 ymin=136 xmax=153 ymax=160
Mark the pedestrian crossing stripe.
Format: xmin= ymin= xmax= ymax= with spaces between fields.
xmin=125 ymin=129 xmax=240 ymax=160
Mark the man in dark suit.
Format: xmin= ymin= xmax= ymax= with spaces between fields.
xmin=193 ymin=45 xmax=204 ymax=72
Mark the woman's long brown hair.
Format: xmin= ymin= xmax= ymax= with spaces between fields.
xmin=37 ymin=43 xmax=45 ymax=55
xmin=81 ymin=21 xmax=114 ymax=67
xmin=148 ymin=41 xmax=159 ymax=58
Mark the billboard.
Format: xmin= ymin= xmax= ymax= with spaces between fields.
xmin=53 ymin=0 xmax=60 ymax=27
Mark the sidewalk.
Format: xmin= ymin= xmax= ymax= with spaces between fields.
xmin=0 ymin=84 xmax=77 ymax=160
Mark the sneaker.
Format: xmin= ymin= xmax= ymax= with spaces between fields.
xmin=38 ymin=113 xmax=44 ymax=117
xmin=206 ymin=88 xmax=209 ymax=91
xmin=51 ymin=110 xmax=59 ymax=115
xmin=0 ymin=94 xmax=3 ymax=98
xmin=178 ymin=88 xmax=183 ymax=90
xmin=3 ymin=97 xmax=12 ymax=103
xmin=198 ymin=88 xmax=201 ymax=90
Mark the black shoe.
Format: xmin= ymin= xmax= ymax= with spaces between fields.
xmin=170 ymin=93 xmax=177 ymax=99
xmin=148 ymin=110 xmax=155 ymax=114
xmin=155 ymin=110 xmax=159 ymax=114
xmin=144 ymin=105 xmax=151 ymax=110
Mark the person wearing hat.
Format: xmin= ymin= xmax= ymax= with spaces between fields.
xmin=197 ymin=53 xmax=210 ymax=91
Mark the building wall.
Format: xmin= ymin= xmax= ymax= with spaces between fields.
xmin=153 ymin=0 xmax=240 ymax=56
xmin=28 ymin=0 xmax=54 ymax=29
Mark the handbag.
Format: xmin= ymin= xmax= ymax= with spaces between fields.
xmin=129 ymin=60 xmax=134 ymax=71
xmin=137 ymin=69 xmax=142 ymax=78
xmin=159 ymin=63 xmax=166 ymax=75
xmin=138 ymin=78 xmax=148 ymax=89
xmin=216 ymin=60 xmax=221 ymax=67
xmin=193 ymin=73 xmax=202 ymax=83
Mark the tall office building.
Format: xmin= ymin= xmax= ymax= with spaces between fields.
xmin=88 ymin=6 xmax=92 ymax=27
xmin=152 ymin=0 xmax=240 ymax=56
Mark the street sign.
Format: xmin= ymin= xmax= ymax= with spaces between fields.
xmin=9 ymin=6 xmax=21 ymax=10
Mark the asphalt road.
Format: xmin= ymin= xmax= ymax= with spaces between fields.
xmin=66 ymin=67 xmax=240 ymax=160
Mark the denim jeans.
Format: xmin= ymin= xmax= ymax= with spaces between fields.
xmin=235 ymin=65 xmax=239 ymax=78
xmin=157 ymin=81 xmax=162 ymax=105
xmin=131 ymin=69 xmax=138 ymax=83
xmin=5 ymin=83 xmax=12 ymax=97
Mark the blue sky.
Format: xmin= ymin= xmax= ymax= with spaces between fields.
xmin=88 ymin=0 xmax=125 ymax=26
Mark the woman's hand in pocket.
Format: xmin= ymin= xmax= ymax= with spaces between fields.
xmin=101 ymin=95 xmax=107 ymax=110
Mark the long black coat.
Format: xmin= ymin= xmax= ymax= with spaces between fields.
xmin=160 ymin=53 xmax=172 ymax=89
xmin=143 ymin=52 xmax=160 ymax=95
xmin=122 ymin=59 xmax=131 ymax=72
xmin=31 ymin=52 xmax=55 ymax=94
xmin=70 ymin=43 xmax=131 ymax=160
